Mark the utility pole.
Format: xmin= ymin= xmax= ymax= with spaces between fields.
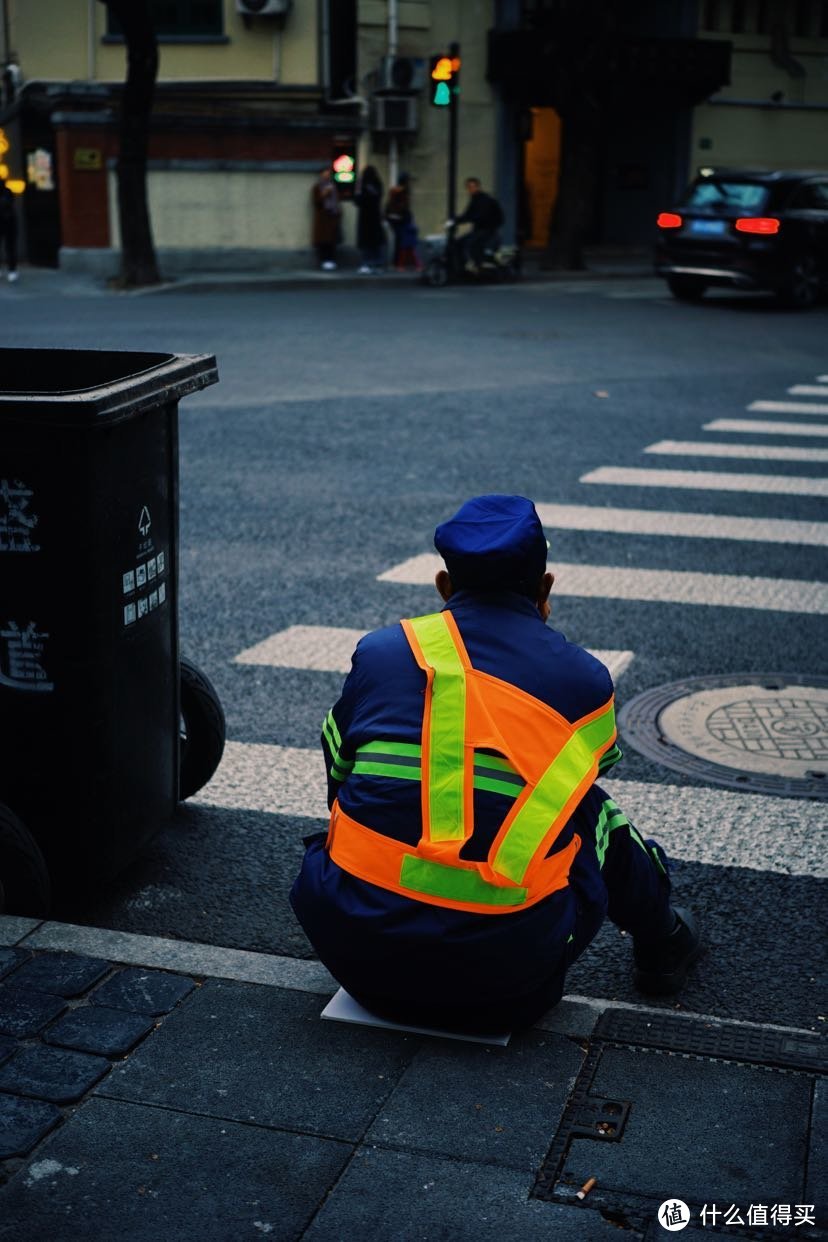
xmin=447 ymin=42 xmax=460 ymax=220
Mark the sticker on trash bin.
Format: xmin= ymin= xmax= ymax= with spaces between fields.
xmin=137 ymin=597 xmax=149 ymax=620
xmin=0 ymin=479 xmax=41 ymax=555
xmin=148 ymin=557 xmax=157 ymax=581
xmin=136 ymin=564 xmax=147 ymax=589
xmin=138 ymin=506 xmax=152 ymax=537
xmin=124 ymin=603 xmax=137 ymax=626
xmin=0 ymin=621 xmax=54 ymax=692
xmin=121 ymin=541 xmax=168 ymax=628
xmin=122 ymin=570 xmax=136 ymax=595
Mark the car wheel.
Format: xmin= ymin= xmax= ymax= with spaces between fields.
xmin=777 ymin=254 xmax=820 ymax=309
xmin=666 ymin=275 xmax=707 ymax=302
xmin=180 ymin=657 xmax=226 ymax=801
xmin=0 ymin=802 xmax=51 ymax=917
xmin=423 ymin=258 xmax=449 ymax=288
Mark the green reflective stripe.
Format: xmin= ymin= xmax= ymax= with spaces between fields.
xmin=400 ymin=855 xmax=527 ymax=907
xmin=357 ymin=740 xmax=421 ymax=759
xmin=595 ymin=797 xmax=630 ymax=868
xmin=409 ymin=613 xmax=466 ymax=842
xmin=598 ymin=743 xmax=623 ymax=774
xmin=352 ymin=760 xmax=422 ymax=781
xmin=331 ymin=761 xmax=352 ymax=782
xmin=474 ymin=774 xmax=524 ymax=798
xmin=323 ymin=710 xmax=342 ymax=752
xmin=492 ymin=702 xmax=616 ymax=885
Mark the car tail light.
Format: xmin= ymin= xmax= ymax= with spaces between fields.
xmin=657 ymin=212 xmax=683 ymax=229
xmin=735 ymin=217 xmax=780 ymax=235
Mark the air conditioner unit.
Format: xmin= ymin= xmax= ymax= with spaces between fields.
xmin=371 ymin=95 xmax=418 ymax=134
xmin=376 ymin=56 xmax=426 ymax=93
xmin=236 ymin=0 xmax=291 ymax=16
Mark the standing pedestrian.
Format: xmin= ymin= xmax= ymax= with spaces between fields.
xmin=354 ymin=165 xmax=386 ymax=274
xmin=0 ymin=184 xmax=19 ymax=283
xmin=311 ymin=167 xmax=341 ymax=272
xmin=385 ymin=172 xmax=421 ymax=271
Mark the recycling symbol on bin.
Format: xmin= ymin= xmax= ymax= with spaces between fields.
xmin=138 ymin=506 xmax=152 ymax=537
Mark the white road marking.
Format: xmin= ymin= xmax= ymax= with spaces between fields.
xmin=535 ymin=501 xmax=828 ymax=547
xmin=817 ymin=375 xmax=828 ymax=383
xmin=234 ymin=623 xmax=634 ymax=684
xmin=644 ymin=439 xmax=828 ymax=464
xmin=580 ymin=465 xmax=828 ymax=498
xmin=788 ymin=385 xmax=828 ymax=396
xmin=748 ymin=400 xmax=828 ymax=416
xmin=193 ymin=742 xmax=825 ymax=878
xmin=704 ymin=419 xmax=828 ymax=439
xmin=378 ymin=554 xmax=828 ymax=614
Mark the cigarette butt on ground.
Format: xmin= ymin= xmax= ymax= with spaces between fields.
xmin=576 ymin=1177 xmax=597 ymax=1200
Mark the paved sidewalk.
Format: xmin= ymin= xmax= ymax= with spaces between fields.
xmin=0 ymin=915 xmax=824 ymax=1242
xmin=0 ymin=247 xmax=655 ymax=299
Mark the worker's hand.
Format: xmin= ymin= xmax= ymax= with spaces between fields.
xmin=445 ymin=219 xmax=455 ymax=228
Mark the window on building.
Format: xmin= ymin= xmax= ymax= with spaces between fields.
xmin=107 ymin=0 xmax=224 ymax=40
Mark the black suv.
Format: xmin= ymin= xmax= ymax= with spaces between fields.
xmin=655 ymin=169 xmax=828 ymax=308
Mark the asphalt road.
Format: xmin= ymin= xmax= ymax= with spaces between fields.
xmin=3 ymin=272 xmax=827 ymax=1031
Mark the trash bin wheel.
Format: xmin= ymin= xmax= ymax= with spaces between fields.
xmin=180 ymin=656 xmax=226 ymax=801
xmin=0 ymin=802 xmax=51 ymax=917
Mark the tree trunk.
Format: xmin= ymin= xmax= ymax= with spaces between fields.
xmin=100 ymin=0 xmax=161 ymax=286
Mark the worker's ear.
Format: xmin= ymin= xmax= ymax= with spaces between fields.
xmin=537 ymin=571 xmax=554 ymax=620
xmin=435 ymin=570 xmax=454 ymax=602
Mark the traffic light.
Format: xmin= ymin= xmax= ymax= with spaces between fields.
xmin=429 ymin=52 xmax=460 ymax=107
xmin=331 ymin=141 xmax=356 ymax=199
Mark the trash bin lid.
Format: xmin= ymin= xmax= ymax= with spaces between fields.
xmin=0 ymin=349 xmax=218 ymax=425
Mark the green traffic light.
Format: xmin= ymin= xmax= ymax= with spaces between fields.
xmin=433 ymin=81 xmax=451 ymax=106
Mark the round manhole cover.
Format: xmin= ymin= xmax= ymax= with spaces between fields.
xmin=618 ymin=674 xmax=828 ymax=799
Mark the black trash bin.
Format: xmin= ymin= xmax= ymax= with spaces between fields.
xmin=0 ymin=348 xmax=222 ymax=913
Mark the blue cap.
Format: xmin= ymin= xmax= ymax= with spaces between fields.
xmin=434 ymin=495 xmax=547 ymax=593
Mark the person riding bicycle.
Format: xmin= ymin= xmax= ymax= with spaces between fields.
xmin=448 ymin=178 xmax=505 ymax=273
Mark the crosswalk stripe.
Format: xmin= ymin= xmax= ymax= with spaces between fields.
xmin=233 ymin=623 xmax=634 ymax=684
xmin=580 ymin=465 xmax=828 ymax=498
xmin=644 ymin=439 xmax=828 ymax=464
xmin=748 ymin=400 xmax=828 ymax=416
xmin=789 ymin=385 xmax=828 ymax=397
xmin=378 ymin=554 xmax=828 ymax=614
xmin=704 ymin=419 xmax=828 ymax=439
xmin=194 ymin=742 xmax=825 ymax=879
xmin=534 ymin=501 xmax=828 ymax=547
xmin=817 ymin=375 xmax=828 ymax=383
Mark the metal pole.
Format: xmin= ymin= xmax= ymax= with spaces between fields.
xmin=388 ymin=0 xmax=399 ymax=186
xmin=448 ymin=42 xmax=460 ymax=219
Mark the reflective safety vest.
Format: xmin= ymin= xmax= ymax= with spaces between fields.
xmin=327 ymin=609 xmax=617 ymax=916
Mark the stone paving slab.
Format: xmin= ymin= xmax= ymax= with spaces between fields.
xmin=6 ymin=952 xmax=109 ymax=997
xmin=0 ymin=919 xmax=40 ymax=947
xmin=0 ymin=1095 xmax=352 ymax=1242
xmin=0 ymin=986 xmax=67 ymax=1038
xmin=0 ymin=950 xmax=28 ymax=982
xmin=365 ymin=1031 xmax=583 ymax=1173
xmin=90 ymin=967 xmax=196 ymax=1015
xmin=303 ymin=1145 xmax=636 ymax=1242
xmin=0 ymin=1036 xmax=14 ymax=1067
xmin=98 ymin=980 xmax=420 ymax=1142
xmin=0 ymin=1095 xmax=61 ymax=1161
xmin=44 ymin=1006 xmax=155 ymax=1058
xmin=0 ymin=1044 xmax=110 ymax=1104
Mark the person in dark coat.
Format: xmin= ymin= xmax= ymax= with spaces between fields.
xmin=0 ymin=184 xmax=19 ymax=283
xmin=450 ymin=177 xmax=505 ymax=271
xmin=354 ymin=165 xmax=386 ymax=273
xmin=311 ymin=167 xmax=341 ymax=271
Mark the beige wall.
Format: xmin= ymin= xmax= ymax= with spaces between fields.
xmin=107 ymin=168 xmax=342 ymax=251
xmin=9 ymin=0 xmax=319 ymax=86
xmin=690 ymin=20 xmax=828 ymax=174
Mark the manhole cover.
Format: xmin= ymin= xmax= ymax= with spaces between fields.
xmin=618 ymin=674 xmax=828 ymax=799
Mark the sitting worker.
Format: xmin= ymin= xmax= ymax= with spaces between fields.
xmin=291 ymin=495 xmax=701 ymax=1034
xmin=448 ymin=177 xmax=505 ymax=272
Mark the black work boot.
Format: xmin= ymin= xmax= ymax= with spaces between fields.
xmin=633 ymin=907 xmax=702 ymax=997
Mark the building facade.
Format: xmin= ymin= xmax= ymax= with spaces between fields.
xmin=0 ymin=0 xmax=826 ymax=273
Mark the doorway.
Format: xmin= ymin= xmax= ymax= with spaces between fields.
xmin=521 ymin=107 xmax=561 ymax=249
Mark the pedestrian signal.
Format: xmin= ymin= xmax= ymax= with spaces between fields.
xmin=429 ymin=53 xmax=460 ymax=107
xmin=331 ymin=142 xmax=357 ymax=199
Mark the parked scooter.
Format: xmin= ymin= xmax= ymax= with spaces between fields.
xmin=422 ymin=225 xmax=521 ymax=287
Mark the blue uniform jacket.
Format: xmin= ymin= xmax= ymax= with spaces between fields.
xmin=290 ymin=590 xmax=624 ymax=1009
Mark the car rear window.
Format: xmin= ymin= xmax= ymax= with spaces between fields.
xmin=683 ymin=180 xmax=770 ymax=212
